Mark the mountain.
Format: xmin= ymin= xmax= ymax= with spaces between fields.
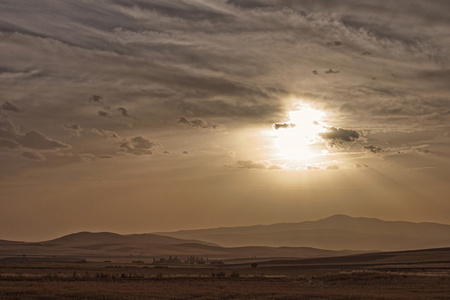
xmin=2 ymin=215 xmax=449 ymax=260
xmin=0 ymin=231 xmax=360 ymax=260
xmin=156 ymin=215 xmax=450 ymax=251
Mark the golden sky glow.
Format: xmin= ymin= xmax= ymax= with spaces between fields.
xmin=0 ymin=0 xmax=449 ymax=241
xmin=272 ymin=106 xmax=327 ymax=162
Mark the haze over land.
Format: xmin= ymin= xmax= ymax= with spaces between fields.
xmin=1 ymin=215 xmax=449 ymax=261
xmin=0 ymin=0 xmax=449 ymax=242
xmin=159 ymin=215 xmax=450 ymax=251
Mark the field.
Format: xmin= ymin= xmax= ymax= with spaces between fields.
xmin=1 ymin=251 xmax=450 ymax=300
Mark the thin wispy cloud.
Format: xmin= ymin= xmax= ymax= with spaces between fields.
xmin=0 ymin=0 xmax=449 ymax=240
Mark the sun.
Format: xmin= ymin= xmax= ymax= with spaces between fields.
xmin=273 ymin=106 xmax=326 ymax=161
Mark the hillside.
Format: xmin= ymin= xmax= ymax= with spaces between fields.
xmin=258 ymin=247 xmax=450 ymax=267
xmin=45 ymin=232 xmax=216 ymax=246
xmin=0 ymin=231 xmax=360 ymax=260
xmin=156 ymin=215 xmax=450 ymax=251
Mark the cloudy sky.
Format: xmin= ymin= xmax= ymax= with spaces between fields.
xmin=1 ymin=0 xmax=449 ymax=241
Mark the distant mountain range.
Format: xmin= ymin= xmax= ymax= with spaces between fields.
xmin=156 ymin=214 xmax=450 ymax=251
xmin=1 ymin=215 xmax=449 ymax=261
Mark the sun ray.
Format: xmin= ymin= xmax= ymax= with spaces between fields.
xmin=273 ymin=106 xmax=327 ymax=161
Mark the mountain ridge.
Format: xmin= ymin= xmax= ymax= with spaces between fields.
xmin=162 ymin=214 xmax=450 ymax=232
xmin=2 ymin=215 xmax=450 ymax=253
xmin=155 ymin=214 xmax=450 ymax=251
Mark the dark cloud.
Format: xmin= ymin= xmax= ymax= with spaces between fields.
xmin=88 ymin=128 xmax=119 ymax=138
xmin=413 ymin=146 xmax=431 ymax=154
xmin=63 ymin=124 xmax=81 ymax=131
xmin=166 ymin=98 xmax=284 ymax=121
xmin=319 ymin=127 xmax=361 ymax=142
xmin=0 ymin=116 xmax=68 ymax=150
xmin=17 ymin=131 xmax=68 ymax=150
xmin=178 ymin=117 xmax=218 ymax=129
xmin=0 ymin=116 xmax=18 ymax=140
xmin=118 ymin=108 xmax=127 ymax=116
xmin=89 ymin=95 xmax=102 ymax=104
xmin=326 ymin=41 xmax=343 ymax=47
xmin=325 ymin=69 xmax=339 ymax=74
xmin=21 ymin=151 xmax=45 ymax=161
xmin=182 ymin=151 xmax=189 ymax=155
xmin=319 ymin=126 xmax=364 ymax=149
xmin=364 ymin=145 xmax=384 ymax=154
xmin=117 ymin=107 xmax=136 ymax=119
xmin=273 ymin=123 xmax=296 ymax=130
xmin=110 ymin=0 xmax=234 ymax=23
xmin=0 ymin=0 xmax=448 ymax=170
xmin=0 ymin=138 xmax=19 ymax=149
xmin=1 ymin=101 xmax=20 ymax=112
xmin=62 ymin=124 xmax=119 ymax=139
xmin=98 ymin=111 xmax=110 ymax=118
xmin=63 ymin=123 xmax=82 ymax=137
xmin=119 ymin=136 xmax=157 ymax=155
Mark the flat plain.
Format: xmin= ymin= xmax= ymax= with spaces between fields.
xmin=1 ymin=248 xmax=449 ymax=299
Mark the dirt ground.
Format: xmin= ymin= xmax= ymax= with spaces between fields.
xmin=1 ymin=261 xmax=449 ymax=299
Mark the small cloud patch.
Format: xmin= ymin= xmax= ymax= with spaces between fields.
xmin=233 ymin=160 xmax=281 ymax=170
xmin=178 ymin=117 xmax=218 ymax=130
xmin=364 ymin=145 xmax=384 ymax=154
xmin=273 ymin=123 xmax=296 ymax=130
xmin=355 ymin=163 xmax=369 ymax=168
xmin=17 ymin=131 xmax=69 ymax=150
xmin=63 ymin=123 xmax=82 ymax=137
xmin=319 ymin=126 xmax=364 ymax=149
xmin=325 ymin=68 xmax=339 ymax=74
xmin=326 ymin=41 xmax=343 ymax=47
xmin=117 ymin=107 xmax=137 ymax=119
xmin=0 ymin=116 xmax=69 ymax=151
xmin=21 ymin=151 xmax=45 ymax=161
xmin=98 ymin=111 xmax=111 ymax=118
xmin=119 ymin=136 xmax=157 ymax=155
xmin=1 ymin=101 xmax=20 ymax=112
xmin=326 ymin=165 xmax=340 ymax=170
xmin=89 ymin=95 xmax=102 ymax=104
xmin=0 ymin=138 xmax=19 ymax=149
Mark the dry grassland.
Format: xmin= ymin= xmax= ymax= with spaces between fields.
xmin=1 ymin=261 xmax=449 ymax=299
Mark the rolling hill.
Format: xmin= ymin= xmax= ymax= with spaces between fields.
xmin=257 ymin=247 xmax=450 ymax=268
xmin=45 ymin=231 xmax=216 ymax=246
xmin=0 ymin=231 xmax=359 ymax=261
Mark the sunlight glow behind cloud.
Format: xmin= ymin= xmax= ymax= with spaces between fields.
xmin=273 ymin=106 xmax=327 ymax=161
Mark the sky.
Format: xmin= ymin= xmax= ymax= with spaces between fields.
xmin=1 ymin=0 xmax=449 ymax=242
